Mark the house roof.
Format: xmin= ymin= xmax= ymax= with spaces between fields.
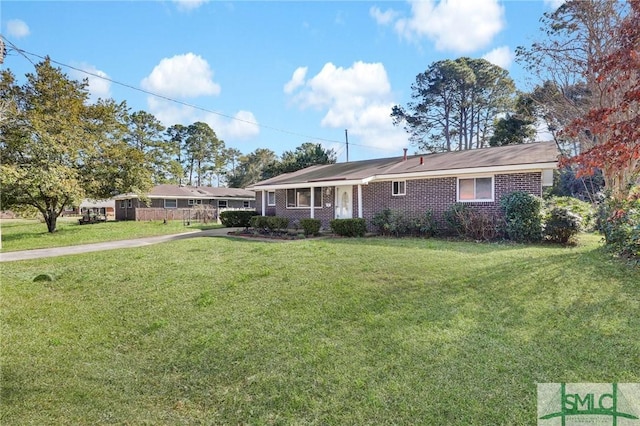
xmin=250 ymin=142 xmax=560 ymax=190
xmin=113 ymin=185 xmax=255 ymax=200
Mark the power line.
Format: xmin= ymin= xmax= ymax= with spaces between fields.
xmin=2 ymin=37 xmax=399 ymax=154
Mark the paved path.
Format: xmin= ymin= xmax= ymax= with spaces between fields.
xmin=0 ymin=228 xmax=242 ymax=262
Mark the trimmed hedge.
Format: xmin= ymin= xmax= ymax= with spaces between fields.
xmin=249 ymin=215 xmax=290 ymax=232
xmin=299 ymin=218 xmax=321 ymax=236
xmin=219 ymin=210 xmax=257 ymax=227
xmin=371 ymin=208 xmax=437 ymax=237
xmin=330 ymin=218 xmax=367 ymax=237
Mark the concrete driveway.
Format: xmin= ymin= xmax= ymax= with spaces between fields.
xmin=0 ymin=228 xmax=241 ymax=262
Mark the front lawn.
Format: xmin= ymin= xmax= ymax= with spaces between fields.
xmin=1 ymin=234 xmax=638 ymax=424
xmin=0 ymin=218 xmax=222 ymax=252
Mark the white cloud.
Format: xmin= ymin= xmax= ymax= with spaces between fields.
xmin=69 ymin=63 xmax=111 ymax=103
xmin=283 ymin=67 xmax=308 ymax=94
xmin=482 ymin=46 xmax=513 ymax=69
xmin=6 ymin=19 xmax=30 ymax=38
xmin=204 ymin=110 xmax=260 ymax=140
xmin=173 ymin=0 xmax=208 ymax=12
xmin=146 ymin=98 xmax=259 ymax=141
xmin=543 ymin=0 xmax=565 ymax=11
xmin=369 ymin=6 xmax=399 ymax=26
xmin=376 ymin=0 xmax=505 ymax=53
xmin=141 ymin=53 xmax=220 ymax=98
xmin=286 ymin=61 xmax=409 ymax=155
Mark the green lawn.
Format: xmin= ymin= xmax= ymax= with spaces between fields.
xmin=0 ymin=218 xmax=222 ymax=252
xmin=1 ymin=234 xmax=638 ymax=424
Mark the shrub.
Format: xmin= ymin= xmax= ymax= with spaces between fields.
xmin=250 ymin=215 xmax=270 ymax=231
xmin=373 ymin=209 xmax=438 ymax=237
xmin=330 ymin=218 xmax=367 ymax=237
xmin=598 ymin=198 xmax=640 ymax=261
xmin=544 ymin=207 xmax=582 ymax=245
xmin=299 ymin=218 xmax=321 ymax=236
xmin=443 ymin=203 xmax=501 ymax=241
xmin=500 ymin=191 xmax=542 ymax=242
xmin=545 ymin=196 xmax=595 ymax=231
xmin=266 ymin=216 xmax=289 ymax=232
xmin=219 ymin=210 xmax=256 ymax=228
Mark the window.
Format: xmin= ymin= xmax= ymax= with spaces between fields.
xmin=218 ymin=200 xmax=228 ymax=209
xmin=267 ymin=191 xmax=276 ymax=206
xmin=127 ymin=199 xmax=132 ymax=208
xmin=164 ymin=199 xmax=177 ymax=208
xmin=392 ymin=181 xmax=406 ymax=196
xmin=120 ymin=200 xmax=126 ymax=208
xmin=188 ymin=199 xmax=202 ymax=206
xmin=243 ymin=201 xmax=250 ymax=208
xmin=458 ymin=177 xmax=493 ymax=202
xmin=286 ymin=188 xmax=322 ymax=208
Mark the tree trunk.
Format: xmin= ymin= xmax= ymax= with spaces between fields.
xmin=45 ymin=212 xmax=57 ymax=233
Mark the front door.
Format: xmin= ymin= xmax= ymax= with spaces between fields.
xmin=335 ymin=186 xmax=353 ymax=219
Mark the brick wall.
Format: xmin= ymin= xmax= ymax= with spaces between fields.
xmin=257 ymin=172 xmax=542 ymax=231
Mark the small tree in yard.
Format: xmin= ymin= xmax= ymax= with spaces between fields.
xmin=0 ymin=59 xmax=152 ymax=232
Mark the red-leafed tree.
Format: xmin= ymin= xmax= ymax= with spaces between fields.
xmin=562 ymin=0 xmax=640 ymax=200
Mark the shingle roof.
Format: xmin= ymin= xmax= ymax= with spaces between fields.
xmin=251 ymin=142 xmax=559 ymax=188
xmin=111 ymin=185 xmax=255 ymax=200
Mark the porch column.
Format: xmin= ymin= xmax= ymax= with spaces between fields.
xmin=310 ymin=187 xmax=315 ymax=219
xmin=357 ymin=185 xmax=363 ymax=218
xmin=261 ymin=190 xmax=266 ymax=216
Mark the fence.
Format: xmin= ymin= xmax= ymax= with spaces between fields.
xmin=134 ymin=207 xmax=255 ymax=223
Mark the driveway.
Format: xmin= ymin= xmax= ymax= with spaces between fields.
xmin=0 ymin=228 xmax=241 ymax=262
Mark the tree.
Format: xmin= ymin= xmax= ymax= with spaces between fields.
xmin=227 ymin=148 xmax=277 ymax=188
xmin=562 ymin=0 xmax=639 ymax=200
xmin=125 ymin=110 xmax=173 ymax=184
xmin=516 ymin=0 xmax=630 ymax=195
xmin=0 ymin=59 xmax=152 ymax=232
xmin=489 ymin=94 xmax=536 ymax=146
xmin=391 ymin=57 xmax=516 ymax=152
xmin=262 ymin=142 xmax=336 ymax=179
xmin=184 ymin=122 xmax=224 ymax=187
xmin=165 ymin=124 xmax=189 ymax=185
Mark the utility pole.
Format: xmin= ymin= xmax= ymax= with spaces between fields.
xmin=344 ymin=129 xmax=349 ymax=163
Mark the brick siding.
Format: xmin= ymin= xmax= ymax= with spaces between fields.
xmin=258 ymin=172 xmax=542 ymax=230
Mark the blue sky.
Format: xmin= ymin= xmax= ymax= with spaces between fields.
xmin=1 ymin=0 xmax=562 ymax=162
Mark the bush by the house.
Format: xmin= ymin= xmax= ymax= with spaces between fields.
xmin=443 ymin=203 xmax=501 ymax=241
xmin=250 ymin=215 xmax=269 ymax=231
xmin=544 ymin=207 xmax=582 ymax=245
xmin=500 ymin=191 xmax=543 ymax=243
xmin=299 ymin=218 xmax=321 ymax=236
xmin=598 ymin=198 xmax=640 ymax=261
xmin=371 ymin=208 xmax=437 ymax=237
xmin=266 ymin=216 xmax=290 ymax=232
xmin=330 ymin=218 xmax=367 ymax=237
xmin=545 ymin=196 xmax=595 ymax=231
xmin=249 ymin=215 xmax=290 ymax=233
xmin=219 ymin=210 xmax=256 ymax=228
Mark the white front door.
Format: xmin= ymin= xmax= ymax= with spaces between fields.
xmin=335 ymin=186 xmax=353 ymax=219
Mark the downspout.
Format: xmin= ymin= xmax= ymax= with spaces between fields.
xmin=310 ymin=188 xmax=315 ymax=219
xmin=357 ymin=185 xmax=363 ymax=218
xmin=261 ymin=190 xmax=266 ymax=216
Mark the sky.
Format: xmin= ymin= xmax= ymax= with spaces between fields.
xmin=1 ymin=0 xmax=563 ymax=163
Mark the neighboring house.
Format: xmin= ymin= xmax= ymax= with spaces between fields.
xmin=250 ymin=142 xmax=559 ymax=230
xmin=113 ymin=184 xmax=255 ymax=221
xmin=79 ymin=199 xmax=116 ymax=220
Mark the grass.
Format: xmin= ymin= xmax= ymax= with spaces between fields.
xmin=0 ymin=218 xmax=222 ymax=252
xmin=1 ymin=234 xmax=639 ymax=424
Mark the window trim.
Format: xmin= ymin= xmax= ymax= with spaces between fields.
xmin=392 ymin=180 xmax=406 ymax=196
xmin=218 ymin=200 xmax=228 ymax=209
xmin=243 ymin=200 xmax=250 ymax=208
xmin=120 ymin=200 xmax=126 ymax=209
xmin=286 ymin=187 xmax=322 ymax=209
xmin=457 ymin=176 xmax=494 ymax=202
xmin=267 ymin=191 xmax=276 ymax=206
xmin=164 ymin=199 xmax=178 ymax=209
